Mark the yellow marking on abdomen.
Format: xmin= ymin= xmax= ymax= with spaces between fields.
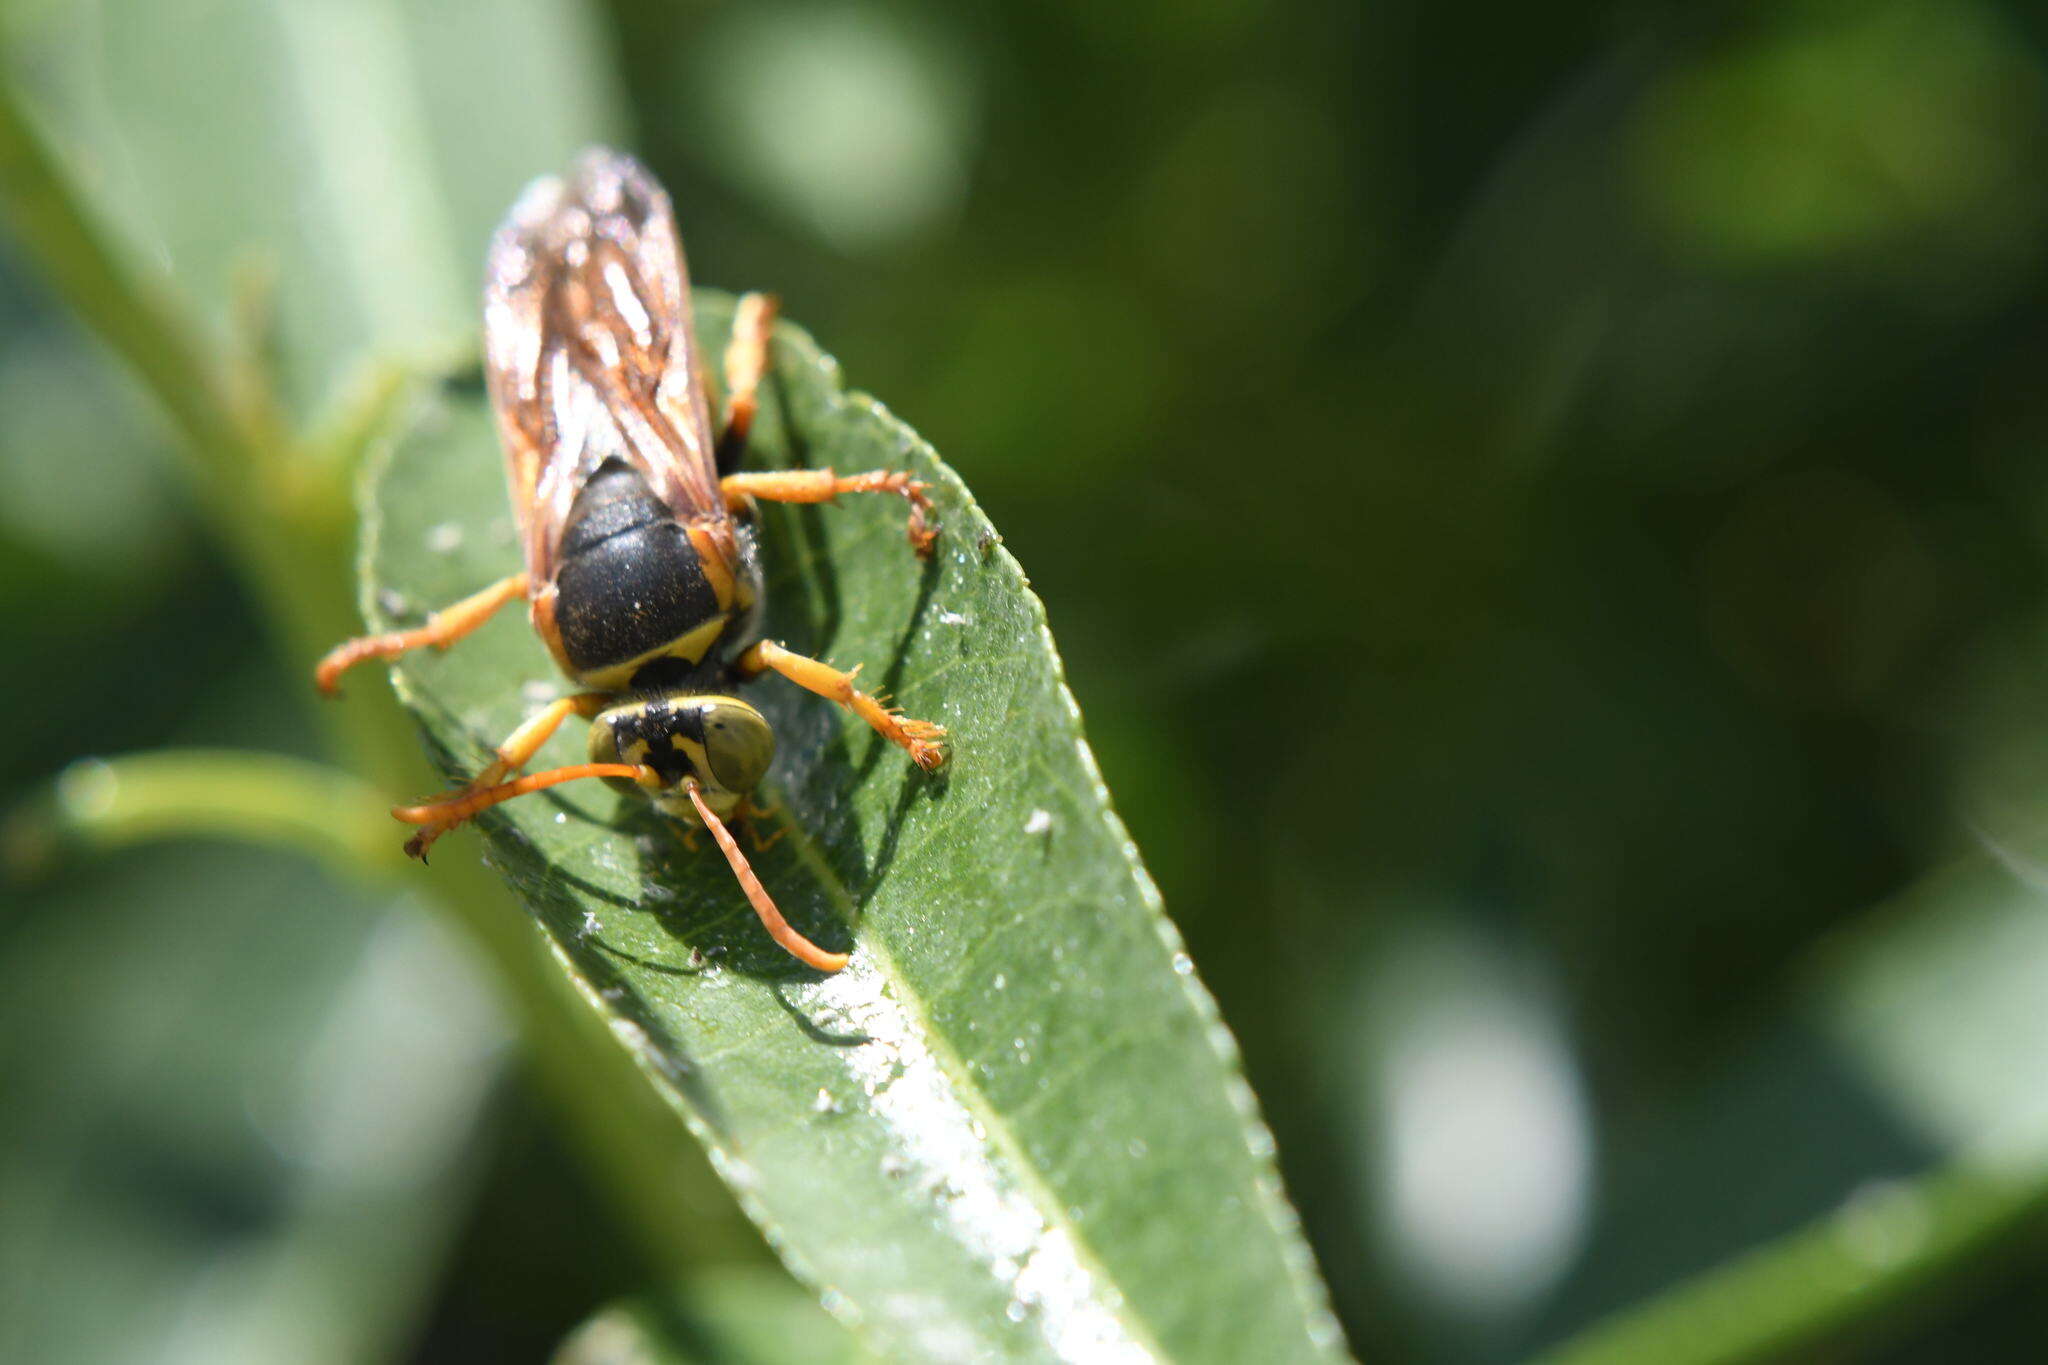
xmin=571 ymin=612 xmax=730 ymax=691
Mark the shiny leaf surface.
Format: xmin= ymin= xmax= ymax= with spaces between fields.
xmin=367 ymin=295 xmax=1344 ymax=1363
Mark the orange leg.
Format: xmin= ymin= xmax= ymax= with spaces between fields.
xmin=395 ymin=763 xmax=648 ymax=829
xmin=721 ymin=468 xmax=937 ymax=556
xmin=316 ymin=572 xmax=528 ymax=694
xmin=738 ymin=640 xmax=947 ymax=771
xmin=715 ymin=291 xmax=777 ymax=469
xmin=737 ymin=794 xmax=789 ymax=853
xmin=397 ymin=693 xmax=608 ymax=859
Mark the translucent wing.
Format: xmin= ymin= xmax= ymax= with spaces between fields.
xmin=483 ymin=148 xmax=724 ymax=590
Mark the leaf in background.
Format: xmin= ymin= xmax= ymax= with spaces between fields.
xmin=553 ymin=1268 xmax=870 ymax=1365
xmin=0 ymin=4 xmax=613 ymax=1361
xmin=1819 ymin=858 xmax=2048 ymax=1165
xmin=366 ymin=294 xmax=1346 ymax=1363
xmin=0 ymin=845 xmax=503 ymax=1365
xmin=1 ymin=0 xmax=619 ymax=406
xmin=1526 ymin=854 xmax=2048 ymax=1365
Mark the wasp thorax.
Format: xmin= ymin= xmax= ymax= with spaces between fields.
xmin=588 ymin=693 xmax=775 ymax=820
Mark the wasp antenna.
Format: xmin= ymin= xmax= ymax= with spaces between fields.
xmin=685 ymin=781 xmax=847 ymax=972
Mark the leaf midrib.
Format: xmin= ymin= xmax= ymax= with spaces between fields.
xmin=768 ymin=800 xmax=1177 ymax=1364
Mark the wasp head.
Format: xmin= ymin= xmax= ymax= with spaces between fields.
xmin=588 ymin=692 xmax=775 ymax=821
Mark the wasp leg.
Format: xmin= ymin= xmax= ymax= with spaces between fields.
xmin=737 ymin=640 xmax=947 ymax=771
xmin=710 ymin=290 xmax=934 ymax=553
xmin=721 ymin=467 xmax=937 ymax=556
xmin=395 ymin=763 xmax=651 ymax=850
xmin=316 ymin=572 xmax=529 ymax=695
xmin=714 ymin=291 xmax=777 ymax=473
xmin=736 ymin=794 xmax=789 ymax=852
xmin=399 ymin=692 xmax=609 ymax=859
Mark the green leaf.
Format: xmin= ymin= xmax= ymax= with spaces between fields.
xmin=553 ymin=1268 xmax=873 ymax=1365
xmin=365 ymin=294 xmax=1346 ymax=1363
xmin=2 ymin=0 xmax=619 ymax=408
xmin=1533 ymin=1160 xmax=2048 ymax=1365
xmin=1536 ymin=857 xmax=2048 ymax=1365
xmin=0 ymin=845 xmax=503 ymax=1365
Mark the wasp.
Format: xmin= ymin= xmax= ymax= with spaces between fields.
xmin=316 ymin=149 xmax=946 ymax=973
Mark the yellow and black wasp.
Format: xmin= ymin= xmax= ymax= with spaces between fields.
xmin=317 ymin=149 xmax=946 ymax=972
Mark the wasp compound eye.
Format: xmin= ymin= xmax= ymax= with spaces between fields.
xmin=700 ymin=697 xmax=775 ymax=793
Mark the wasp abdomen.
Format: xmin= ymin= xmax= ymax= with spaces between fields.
xmin=554 ymin=460 xmax=724 ymax=686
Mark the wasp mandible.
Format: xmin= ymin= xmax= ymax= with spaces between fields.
xmin=317 ymin=149 xmax=947 ymax=972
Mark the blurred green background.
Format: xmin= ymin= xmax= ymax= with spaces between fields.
xmin=10 ymin=0 xmax=2048 ymax=1361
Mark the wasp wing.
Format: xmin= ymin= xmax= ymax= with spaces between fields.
xmin=483 ymin=148 xmax=725 ymax=590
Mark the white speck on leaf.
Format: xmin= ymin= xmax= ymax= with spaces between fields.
xmin=1024 ymin=809 xmax=1053 ymax=835
xmin=610 ymin=1017 xmax=648 ymax=1054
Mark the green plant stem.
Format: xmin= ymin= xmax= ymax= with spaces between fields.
xmin=8 ymin=750 xmax=399 ymax=878
xmin=0 ymin=85 xmax=238 ymax=471
xmin=0 ymin=67 xmax=747 ymax=1280
xmin=1535 ymin=1160 xmax=2048 ymax=1365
